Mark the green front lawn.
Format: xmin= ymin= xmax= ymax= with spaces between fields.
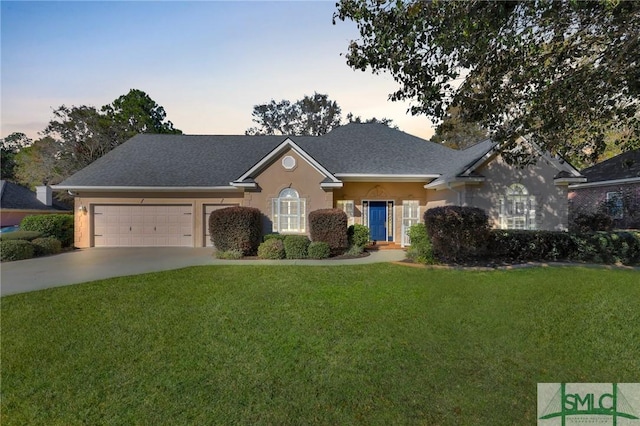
xmin=2 ymin=265 xmax=638 ymax=425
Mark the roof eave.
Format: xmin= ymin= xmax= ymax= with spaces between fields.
xmin=568 ymin=176 xmax=640 ymax=189
xmin=335 ymin=173 xmax=440 ymax=182
xmin=52 ymin=185 xmax=240 ymax=193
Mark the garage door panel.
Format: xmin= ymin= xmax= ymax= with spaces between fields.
xmin=93 ymin=205 xmax=193 ymax=247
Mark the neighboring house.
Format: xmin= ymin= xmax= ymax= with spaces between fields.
xmin=0 ymin=180 xmax=71 ymax=227
xmin=569 ymin=149 xmax=640 ymax=229
xmin=53 ymin=123 xmax=584 ymax=248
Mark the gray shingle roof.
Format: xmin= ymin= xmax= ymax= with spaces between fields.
xmin=57 ymin=123 xmax=495 ymax=188
xmin=0 ymin=180 xmax=69 ymax=211
xmin=581 ymin=150 xmax=640 ymax=182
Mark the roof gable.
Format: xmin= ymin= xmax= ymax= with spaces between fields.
xmin=232 ymin=138 xmax=341 ymax=188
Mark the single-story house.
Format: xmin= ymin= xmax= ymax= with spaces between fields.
xmin=569 ymin=149 xmax=640 ymax=229
xmin=53 ymin=123 xmax=584 ymax=248
xmin=0 ymin=180 xmax=71 ymax=227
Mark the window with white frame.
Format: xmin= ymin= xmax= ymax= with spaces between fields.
xmin=402 ymin=200 xmax=420 ymax=246
xmin=272 ymin=188 xmax=306 ymax=233
xmin=500 ymin=184 xmax=537 ymax=230
xmin=606 ymin=191 xmax=623 ymax=219
xmin=337 ymin=200 xmax=355 ymax=226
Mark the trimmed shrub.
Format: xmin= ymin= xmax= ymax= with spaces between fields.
xmin=0 ymin=231 xmax=42 ymax=241
xmin=348 ymin=224 xmax=370 ymax=248
xmin=309 ymin=209 xmax=348 ymax=255
xmin=20 ymin=214 xmax=74 ymax=247
xmin=424 ymin=206 xmax=490 ymax=262
xmin=214 ymin=249 xmax=244 ymax=260
xmin=570 ymin=231 xmax=640 ymax=265
xmin=307 ymin=241 xmax=330 ymax=259
xmin=485 ymin=230 xmax=640 ymax=266
xmin=570 ymin=212 xmax=614 ymax=232
xmin=487 ymin=230 xmax=574 ymax=262
xmin=263 ymin=233 xmax=286 ymax=242
xmin=209 ymin=207 xmax=262 ymax=255
xmin=0 ymin=240 xmax=35 ymax=262
xmin=405 ymin=223 xmax=435 ymax=264
xmin=257 ymin=239 xmax=286 ymax=259
xmin=284 ymin=235 xmax=310 ymax=259
xmin=31 ymin=237 xmax=63 ymax=256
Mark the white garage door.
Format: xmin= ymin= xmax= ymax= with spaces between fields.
xmin=203 ymin=204 xmax=237 ymax=247
xmin=94 ymin=205 xmax=193 ymax=247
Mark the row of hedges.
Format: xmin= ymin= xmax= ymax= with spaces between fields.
xmin=210 ymin=207 xmax=367 ymax=259
xmin=257 ymin=235 xmax=331 ymax=260
xmin=422 ymin=206 xmax=640 ymax=265
xmin=1 ymin=237 xmax=63 ymax=262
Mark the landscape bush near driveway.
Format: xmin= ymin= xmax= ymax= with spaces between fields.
xmin=1 ymin=265 xmax=637 ymax=425
xmin=20 ymin=214 xmax=74 ymax=247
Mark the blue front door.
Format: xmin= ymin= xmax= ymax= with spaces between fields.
xmin=369 ymin=201 xmax=387 ymax=242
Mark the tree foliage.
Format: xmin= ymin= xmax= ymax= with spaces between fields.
xmin=431 ymin=106 xmax=489 ymax=150
xmin=246 ymin=92 xmax=399 ymax=136
xmin=13 ymin=89 xmax=181 ymax=190
xmin=246 ymin=92 xmax=342 ymax=136
xmin=1 ymin=132 xmax=32 ymax=180
xmin=334 ymin=0 xmax=640 ymax=164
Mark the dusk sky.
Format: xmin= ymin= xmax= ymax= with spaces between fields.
xmin=1 ymin=1 xmax=436 ymax=141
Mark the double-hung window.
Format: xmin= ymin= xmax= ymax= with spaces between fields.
xmin=402 ymin=200 xmax=420 ymax=246
xmin=606 ymin=192 xmax=623 ymax=219
xmin=272 ymin=188 xmax=306 ymax=233
xmin=337 ymin=200 xmax=355 ymax=226
xmin=500 ymin=184 xmax=537 ymax=230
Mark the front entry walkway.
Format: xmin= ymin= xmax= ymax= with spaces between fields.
xmin=0 ymin=247 xmax=406 ymax=296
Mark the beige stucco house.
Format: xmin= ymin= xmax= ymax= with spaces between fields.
xmin=53 ymin=123 xmax=584 ymax=248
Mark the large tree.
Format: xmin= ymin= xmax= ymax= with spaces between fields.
xmin=246 ymin=93 xmax=398 ymax=136
xmin=431 ymin=106 xmax=489 ymax=150
xmin=334 ymin=0 xmax=640 ymax=164
xmin=13 ymin=89 xmax=181 ymax=190
xmin=246 ymin=93 xmax=342 ymax=136
xmin=1 ymin=132 xmax=32 ymax=180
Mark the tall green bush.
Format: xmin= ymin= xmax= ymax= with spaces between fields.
xmin=0 ymin=231 xmax=42 ymax=241
xmin=209 ymin=207 xmax=262 ymax=256
xmin=20 ymin=214 xmax=74 ymax=247
xmin=348 ymin=224 xmax=370 ymax=248
xmin=308 ymin=209 xmax=348 ymax=255
xmin=405 ymin=223 xmax=434 ymax=264
xmin=424 ymin=206 xmax=490 ymax=262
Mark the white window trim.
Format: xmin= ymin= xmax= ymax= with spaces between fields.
xmin=337 ymin=200 xmax=355 ymax=226
xmin=272 ymin=188 xmax=306 ymax=233
xmin=500 ymin=184 xmax=537 ymax=230
xmin=401 ymin=200 xmax=420 ymax=247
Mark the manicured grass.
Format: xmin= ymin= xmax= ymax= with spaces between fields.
xmin=2 ymin=265 xmax=638 ymax=425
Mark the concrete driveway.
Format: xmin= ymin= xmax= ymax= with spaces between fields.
xmin=1 ymin=247 xmax=405 ymax=296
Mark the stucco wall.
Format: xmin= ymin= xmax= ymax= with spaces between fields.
xmin=251 ymin=148 xmax=333 ymax=234
xmin=334 ymin=181 xmax=427 ymax=243
xmin=465 ymin=155 xmax=570 ymax=230
xmin=72 ymin=191 xmax=245 ymax=248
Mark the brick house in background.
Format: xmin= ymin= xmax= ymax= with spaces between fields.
xmin=568 ymin=150 xmax=640 ymax=229
xmin=0 ymin=180 xmax=71 ymax=227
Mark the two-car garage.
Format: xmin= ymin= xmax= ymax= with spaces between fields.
xmin=91 ymin=203 xmax=238 ymax=247
xmin=93 ymin=205 xmax=193 ymax=247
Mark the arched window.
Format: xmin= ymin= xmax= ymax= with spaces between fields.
xmin=500 ymin=184 xmax=537 ymax=230
xmin=272 ymin=188 xmax=306 ymax=233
